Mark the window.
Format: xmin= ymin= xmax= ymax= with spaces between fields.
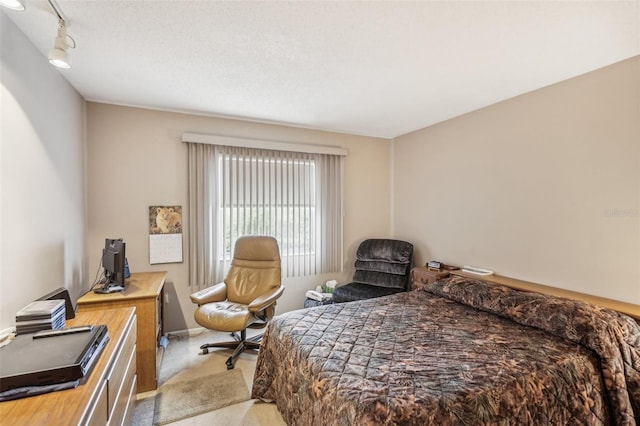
xmin=187 ymin=139 xmax=344 ymax=289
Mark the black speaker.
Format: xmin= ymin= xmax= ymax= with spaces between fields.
xmin=36 ymin=288 xmax=75 ymax=320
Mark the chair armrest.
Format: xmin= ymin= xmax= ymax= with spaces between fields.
xmin=248 ymin=285 xmax=284 ymax=312
xmin=190 ymin=282 xmax=227 ymax=305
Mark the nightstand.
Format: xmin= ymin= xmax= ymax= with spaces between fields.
xmin=410 ymin=265 xmax=459 ymax=290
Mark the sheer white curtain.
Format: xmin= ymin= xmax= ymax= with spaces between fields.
xmin=187 ymin=143 xmax=344 ymax=290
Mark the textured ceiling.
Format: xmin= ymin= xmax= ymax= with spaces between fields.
xmin=5 ymin=1 xmax=640 ymax=138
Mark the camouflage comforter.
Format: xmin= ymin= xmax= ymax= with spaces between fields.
xmin=252 ymin=276 xmax=640 ymax=425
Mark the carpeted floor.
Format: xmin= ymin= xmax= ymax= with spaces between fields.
xmin=131 ymin=328 xmax=285 ymax=425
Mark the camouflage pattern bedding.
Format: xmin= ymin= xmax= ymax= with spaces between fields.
xmin=252 ymin=276 xmax=640 ymax=425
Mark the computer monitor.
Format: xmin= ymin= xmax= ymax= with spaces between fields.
xmin=95 ymin=238 xmax=127 ymax=293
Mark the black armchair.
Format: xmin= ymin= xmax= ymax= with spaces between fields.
xmin=332 ymin=239 xmax=413 ymax=303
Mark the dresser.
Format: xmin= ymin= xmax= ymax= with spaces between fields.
xmin=0 ymin=307 xmax=137 ymax=425
xmin=77 ymin=271 xmax=167 ymax=392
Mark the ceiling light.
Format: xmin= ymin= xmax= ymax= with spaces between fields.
xmin=48 ymin=47 xmax=70 ymax=69
xmin=0 ymin=0 xmax=25 ymax=11
xmin=48 ymin=19 xmax=75 ymax=69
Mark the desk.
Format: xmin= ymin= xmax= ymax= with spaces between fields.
xmin=77 ymin=271 xmax=167 ymax=392
xmin=0 ymin=307 xmax=137 ymax=425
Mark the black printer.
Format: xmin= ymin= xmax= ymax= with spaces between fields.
xmin=0 ymin=325 xmax=109 ymax=393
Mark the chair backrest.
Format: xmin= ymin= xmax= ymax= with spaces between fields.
xmin=225 ymin=236 xmax=282 ymax=304
xmin=352 ymin=239 xmax=413 ymax=290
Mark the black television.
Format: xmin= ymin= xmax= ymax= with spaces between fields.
xmin=94 ymin=238 xmax=127 ymax=294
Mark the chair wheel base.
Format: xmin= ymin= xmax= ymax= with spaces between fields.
xmin=197 ymin=331 xmax=264 ymax=368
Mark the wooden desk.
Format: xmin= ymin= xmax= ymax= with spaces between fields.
xmin=0 ymin=308 xmax=137 ymax=425
xmin=77 ymin=271 xmax=167 ymax=392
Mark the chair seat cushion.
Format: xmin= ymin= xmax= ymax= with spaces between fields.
xmin=332 ymin=282 xmax=404 ymax=303
xmin=194 ymin=301 xmax=253 ymax=332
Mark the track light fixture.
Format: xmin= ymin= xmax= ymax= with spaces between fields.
xmin=48 ymin=18 xmax=75 ymax=69
xmin=0 ymin=0 xmax=25 ymax=11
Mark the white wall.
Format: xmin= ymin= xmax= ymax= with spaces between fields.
xmin=0 ymin=12 xmax=87 ymax=331
xmin=86 ymin=103 xmax=392 ymax=332
xmin=393 ymin=56 xmax=640 ymax=304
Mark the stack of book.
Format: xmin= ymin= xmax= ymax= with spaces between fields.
xmin=15 ymin=300 xmax=66 ymax=335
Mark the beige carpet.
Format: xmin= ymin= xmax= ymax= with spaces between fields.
xmin=131 ymin=329 xmax=286 ymax=425
xmin=153 ymin=369 xmax=250 ymax=425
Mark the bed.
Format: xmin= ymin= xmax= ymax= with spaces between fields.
xmin=251 ymin=275 xmax=640 ymax=425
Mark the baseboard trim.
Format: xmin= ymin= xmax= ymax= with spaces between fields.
xmin=165 ymin=327 xmax=207 ymax=338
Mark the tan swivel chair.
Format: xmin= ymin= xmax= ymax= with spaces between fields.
xmin=190 ymin=235 xmax=284 ymax=369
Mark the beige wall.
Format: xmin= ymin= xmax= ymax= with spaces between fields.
xmin=393 ymin=56 xmax=640 ymax=304
xmin=1 ymin=13 xmax=87 ymax=331
xmin=86 ymin=103 xmax=391 ymax=332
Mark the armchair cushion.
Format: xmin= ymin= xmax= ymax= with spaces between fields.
xmin=190 ymin=282 xmax=227 ymax=305
xmin=226 ymin=267 xmax=280 ymax=305
xmin=353 ymin=270 xmax=408 ymax=289
xmin=332 ymin=282 xmax=404 ymax=303
xmin=356 ymin=238 xmax=413 ymax=264
xmin=194 ymin=301 xmax=252 ymax=333
xmin=354 ymin=260 xmax=409 ymax=276
xmin=248 ymin=285 xmax=285 ymax=312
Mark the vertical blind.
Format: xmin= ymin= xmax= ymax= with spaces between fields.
xmin=187 ymin=142 xmax=344 ymax=289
